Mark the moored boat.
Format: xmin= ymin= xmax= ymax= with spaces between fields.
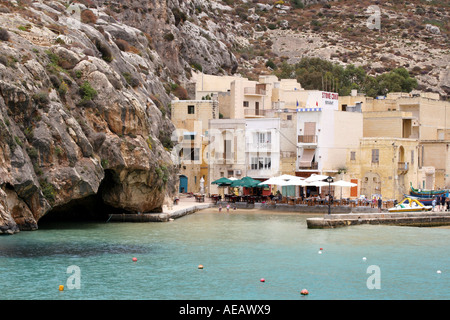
xmin=403 ymin=194 xmax=434 ymax=205
xmin=409 ymin=183 xmax=448 ymax=198
xmin=388 ymin=197 xmax=432 ymax=213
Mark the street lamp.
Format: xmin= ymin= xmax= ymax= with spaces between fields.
xmin=326 ymin=176 xmax=334 ymax=215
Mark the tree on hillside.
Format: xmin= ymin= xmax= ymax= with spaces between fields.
xmin=274 ymin=58 xmax=417 ymax=97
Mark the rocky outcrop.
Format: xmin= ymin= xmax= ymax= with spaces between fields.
xmin=1 ymin=0 xmax=240 ymax=233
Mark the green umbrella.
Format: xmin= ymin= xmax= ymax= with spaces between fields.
xmin=233 ymin=177 xmax=267 ymax=188
xmin=211 ymin=177 xmax=233 ymax=185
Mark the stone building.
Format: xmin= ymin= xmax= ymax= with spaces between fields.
xmin=170 ymin=99 xmax=218 ymax=194
xmin=341 ymin=91 xmax=450 ymax=193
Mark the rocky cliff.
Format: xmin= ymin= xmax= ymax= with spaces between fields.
xmin=0 ymin=0 xmax=239 ymax=234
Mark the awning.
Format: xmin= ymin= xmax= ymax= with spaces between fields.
xmin=299 ymin=149 xmax=315 ymax=167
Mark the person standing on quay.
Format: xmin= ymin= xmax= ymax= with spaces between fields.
xmin=440 ymin=194 xmax=446 ymax=212
xmin=432 ymin=198 xmax=436 ymax=212
xmin=377 ymin=197 xmax=382 ymax=213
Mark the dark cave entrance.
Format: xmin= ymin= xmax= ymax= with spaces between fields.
xmin=38 ymin=170 xmax=124 ymax=224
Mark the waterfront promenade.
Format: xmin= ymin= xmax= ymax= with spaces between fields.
xmin=107 ymin=195 xmax=450 ymax=228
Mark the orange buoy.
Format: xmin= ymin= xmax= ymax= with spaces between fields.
xmin=300 ymin=289 xmax=309 ymax=295
xmin=198 ymin=264 xmax=204 ymax=269
xmin=59 ymin=285 xmax=64 ymax=291
xmin=132 ymin=257 xmax=137 ymax=262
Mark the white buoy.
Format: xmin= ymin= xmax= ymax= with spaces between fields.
xmin=318 ymin=251 xmax=322 ymax=254
xmin=437 ymin=270 xmax=442 ymax=274
xmin=362 ymin=257 xmax=367 ymax=261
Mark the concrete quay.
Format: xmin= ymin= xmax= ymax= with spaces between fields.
xmin=107 ymin=196 xmax=215 ymax=222
xmin=306 ymin=211 xmax=450 ymax=229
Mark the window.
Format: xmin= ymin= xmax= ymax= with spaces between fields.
xmin=183 ymin=147 xmax=199 ymax=161
xmin=371 ymin=149 xmax=379 ymax=164
xmin=228 ymin=170 xmax=234 ymax=177
xmin=287 ymin=115 xmax=292 ymax=121
xmin=258 ymin=132 xmax=271 ymax=144
xmin=187 ymin=105 xmax=195 ymax=114
xmin=258 ymin=157 xmax=264 ymax=170
xmin=411 ymin=150 xmax=414 ymax=165
xmin=243 ymin=101 xmax=249 ymax=107
xmin=251 ymin=157 xmax=258 ymax=170
xmin=264 ymin=157 xmax=271 ymax=169
xmin=350 ymin=151 xmax=356 ymax=161
xmin=183 ymin=133 xmax=195 ymax=140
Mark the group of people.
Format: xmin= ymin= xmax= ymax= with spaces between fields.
xmin=218 ymin=203 xmax=237 ymax=213
xmin=431 ymin=194 xmax=450 ymax=212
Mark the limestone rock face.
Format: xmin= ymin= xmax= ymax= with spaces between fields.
xmin=0 ymin=0 xmax=217 ymax=232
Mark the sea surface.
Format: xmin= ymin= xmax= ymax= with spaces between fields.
xmin=0 ymin=210 xmax=448 ymax=300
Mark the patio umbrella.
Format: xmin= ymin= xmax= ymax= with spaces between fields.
xmin=259 ymin=175 xmax=303 ymax=186
xmin=304 ymin=174 xmax=330 ymax=183
xmin=282 ymin=178 xmax=309 ymax=186
xmin=331 ymin=180 xmax=357 ymax=199
xmin=259 ymin=177 xmax=285 ymax=186
xmin=331 ymin=180 xmax=357 ymax=187
xmin=242 ymin=176 xmax=267 ymax=188
xmin=307 ymin=180 xmax=330 ymax=187
xmin=211 ymin=177 xmax=233 ymax=185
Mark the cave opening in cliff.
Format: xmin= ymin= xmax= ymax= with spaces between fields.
xmin=38 ymin=170 xmax=124 ymax=224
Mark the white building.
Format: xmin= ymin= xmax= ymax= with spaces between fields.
xmin=208 ymin=118 xmax=281 ymax=194
xmin=296 ymin=91 xmax=363 ymax=195
xmin=245 ymin=118 xmax=281 ymax=180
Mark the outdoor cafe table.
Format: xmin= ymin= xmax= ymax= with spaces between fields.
xmin=194 ymin=194 xmax=205 ymax=202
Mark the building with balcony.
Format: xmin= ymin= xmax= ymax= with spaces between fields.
xmin=245 ymin=118 xmax=281 ymax=182
xmin=296 ymin=92 xmax=363 ymax=197
xmin=208 ymin=119 xmax=246 ymax=194
xmin=344 ymin=91 xmax=450 ymax=191
xmin=357 ymin=138 xmax=419 ymax=200
xmin=171 ymin=99 xmax=218 ymax=194
xmin=208 ymin=118 xmax=280 ymax=195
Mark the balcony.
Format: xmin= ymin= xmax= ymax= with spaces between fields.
xmin=244 ymin=87 xmax=266 ymax=96
xmin=298 ymin=135 xmax=318 ymax=144
xmin=398 ymin=161 xmax=409 ymax=173
xmin=246 ymin=142 xmax=272 ymax=152
xmin=214 ymin=152 xmax=235 ymax=164
xmin=244 ymin=109 xmax=265 ymax=117
xmin=247 ymin=167 xmax=276 ymax=178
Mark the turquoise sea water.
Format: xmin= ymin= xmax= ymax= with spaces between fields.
xmin=0 ymin=210 xmax=448 ymax=300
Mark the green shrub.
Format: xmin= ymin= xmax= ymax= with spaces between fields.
xmin=32 ymin=91 xmax=50 ymax=106
xmin=58 ymin=81 xmax=69 ymax=96
xmin=80 ymin=81 xmax=97 ymax=101
xmin=39 ymin=178 xmax=56 ymax=204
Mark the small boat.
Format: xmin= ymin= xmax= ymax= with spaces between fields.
xmin=403 ymin=194 xmax=434 ymax=206
xmin=388 ymin=197 xmax=432 ymax=213
xmin=409 ymin=183 xmax=448 ymax=198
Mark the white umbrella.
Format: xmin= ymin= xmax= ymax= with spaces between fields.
xmin=304 ymin=174 xmax=330 ymax=183
xmin=331 ymin=180 xmax=357 ymax=200
xmin=259 ymin=177 xmax=285 ymax=185
xmin=278 ymin=174 xmax=302 ymax=180
xmin=307 ymin=180 xmax=330 ymax=187
xmin=331 ymin=180 xmax=357 ymax=187
xmin=281 ymin=177 xmax=309 ymax=186
xmin=259 ymin=175 xmax=303 ymax=186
